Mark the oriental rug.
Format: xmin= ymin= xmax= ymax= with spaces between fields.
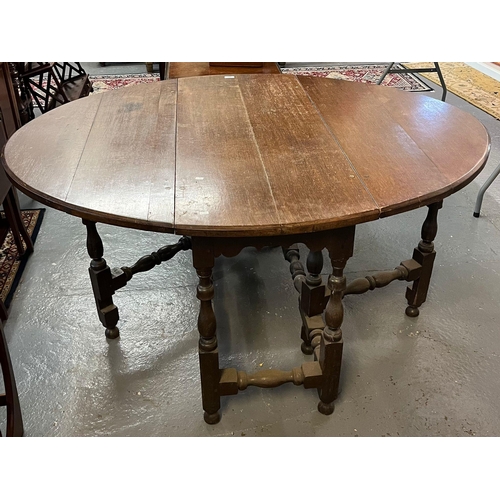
xmin=280 ymin=64 xmax=432 ymax=92
xmin=89 ymin=73 xmax=160 ymax=93
xmin=0 ymin=209 xmax=45 ymax=310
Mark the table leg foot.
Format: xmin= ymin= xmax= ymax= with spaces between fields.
xmin=301 ymin=342 xmax=314 ymax=355
xmin=204 ymin=411 xmax=221 ymax=425
xmin=405 ymin=305 xmax=420 ymax=317
xmin=318 ymin=401 xmax=335 ymax=415
xmin=105 ymin=327 xmax=120 ymax=339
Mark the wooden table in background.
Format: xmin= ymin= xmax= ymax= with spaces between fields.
xmin=2 ymin=75 xmax=490 ymax=425
xmin=165 ymin=62 xmax=281 ymax=79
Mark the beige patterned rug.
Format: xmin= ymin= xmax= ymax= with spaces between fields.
xmin=403 ymin=62 xmax=500 ymax=120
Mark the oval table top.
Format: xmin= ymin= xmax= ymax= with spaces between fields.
xmin=1 ymin=74 xmax=491 ymax=237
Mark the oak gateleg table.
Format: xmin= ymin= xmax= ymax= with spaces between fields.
xmin=1 ymin=75 xmax=490 ymax=427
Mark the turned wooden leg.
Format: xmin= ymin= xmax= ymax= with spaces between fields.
xmin=192 ymin=241 xmax=220 ymax=424
xmin=283 ymin=245 xmax=329 ymax=355
xmin=0 ymin=321 xmax=23 ymax=437
xmin=405 ymin=201 xmax=443 ymax=317
xmin=317 ymin=262 xmax=347 ymax=415
xmin=83 ymin=220 xmax=120 ymax=339
xmin=300 ymin=250 xmax=326 ymax=354
xmin=316 ymin=226 xmax=355 ymax=416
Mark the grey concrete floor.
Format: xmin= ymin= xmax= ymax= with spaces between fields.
xmin=2 ymin=63 xmax=500 ymax=437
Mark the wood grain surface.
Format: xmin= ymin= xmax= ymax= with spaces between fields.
xmin=167 ymin=62 xmax=280 ymax=79
xmin=1 ymin=74 xmax=490 ymax=236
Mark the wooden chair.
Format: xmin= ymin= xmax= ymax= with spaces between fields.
xmin=0 ymin=169 xmax=34 ymax=321
xmin=0 ymin=62 xmax=32 ymax=436
xmin=0 ymin=319 xmax=23 ymax=436
xmin=18 ymin=62 xmax=93 ymax=114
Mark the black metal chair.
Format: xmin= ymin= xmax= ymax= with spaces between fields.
xmin=377 ymin=62 xmax=447 ymax=102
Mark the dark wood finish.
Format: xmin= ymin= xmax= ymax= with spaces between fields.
xmin=3 ymin=75 xmax=489 ymax=237
xmin=298 ymin=77 xmax=490 ymax=216
xmin=0 ymin=63 xmax=32 ymax=437
xmin=159 ymin=62 xmax=166 ymax=80
xmin=0 ymin=74 xmax=492 ymax=425
xmin=0 ymin=321 xmax=23 ymax=436
xmin=83 ymin=220 xmax=120 ymax=339
xmin=120 ymin=236 xmax=192 ymax=282
xmin=405 ymin=202 xmax=443 ymax=317
xmin=0 ymin=64 xmax=21 ymax=136
xmin=6 ymin=63 xmax=34 ymax=125
xmin=3 ymin=82 xmax=178 ymax=233
xmin=18 ymin=62 xmax=93 ymax=114
xmin=67 ymin=82 xmax=177 ymax=230
xmin=191 ymin=226 xmax=357 ymax=421
xmin=343 ymin=262 xmax=415 ymax=296
xmin=167 ymin=62 xmax=280 ymax=79
xmin=192 ymin=239 xmax=220 ymax=424
xmin=235 ymin=76 xmax=378 ymax=235
xmin=175 ymin=76 xmax=281 ymax=236
xmin=316 ymin=226 xmax=355 ymax=414
xmin=0 ymin=63 xmax=35 ymax=318
xmin=209 ymin=62 xmax=263 ymax=67
xmin=1 ymin=175 xmax=34 ymax=258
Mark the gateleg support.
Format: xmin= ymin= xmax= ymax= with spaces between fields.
xmin=405 ymin=201 xmax=443 ymax=317
xmin=83 ymin=219 xmax=120 ymax=339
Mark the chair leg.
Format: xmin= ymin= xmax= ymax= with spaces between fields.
xmin=159 ymin=62 xmax=166 ymax=80
xmin=432 ymin=62 xmax=447 ymax=102
xmin=3 ymin=187 xmax=34 ymax=257
xmin=377 ymin=62 xmax=395 ymax=84
xmin=0 ymin=321 xmax=23 ymax=437
xmin=474 ymin=161 xmax=500 ymax=217
xmin=0 ymin=300 xmax=7 ymax=322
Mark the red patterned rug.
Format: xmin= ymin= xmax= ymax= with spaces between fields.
xmin=87 ymin=66 xmax=432 ymax=94
xmin=280 ymin=64 xmax=433 ymax=92
xmin=89 ymin=73 xmax=160 ymax=93
xmin=0 ymin=209 xmax=45 ymax=309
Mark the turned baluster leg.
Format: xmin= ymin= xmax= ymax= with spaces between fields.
xmin=300 ymin=250 xmax=325 ymax=354
xmin=405 ymin=201 xmax=443 ymax=317
xmin=193 ymin=241 xmax=220 ymax=425
xmin=306 ymin=250 xmax=323 ymax=287
xmin=302 ymin=226 xmax=355 ymax=415
xmin=317 ymin=260 xmax=347 ymax=415
xmin=82 ymin=220 xmax=120 ymax=339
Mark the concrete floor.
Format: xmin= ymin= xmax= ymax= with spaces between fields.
xmin=2 ymin=63 xmax=500 ymax=437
